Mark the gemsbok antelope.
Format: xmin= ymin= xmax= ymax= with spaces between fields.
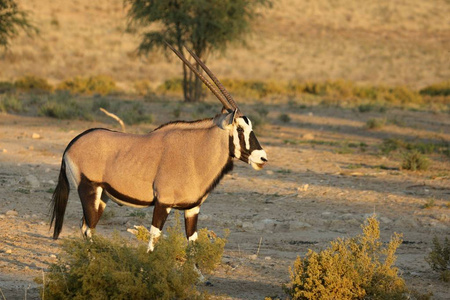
xmin=50 ymin=44 xmax=268 ymax=251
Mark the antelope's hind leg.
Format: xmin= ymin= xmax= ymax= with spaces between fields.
xmin=78 ymin=178 xmax=107 ymax=238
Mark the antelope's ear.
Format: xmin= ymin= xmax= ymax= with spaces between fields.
xmin=215 ymin=108 xmax=237 ymax=130
xmin=221 ymin=106 xmax=232 ymax=114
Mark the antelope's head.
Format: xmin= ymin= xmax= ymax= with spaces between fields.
xmin=167 ymin=43 xmax=268 ymax=170
xmin=218 ymin=109 xmax=267 ymax=169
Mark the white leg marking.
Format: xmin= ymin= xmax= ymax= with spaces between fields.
xmin=188 ymin=231 xmax=198 ymax=242
xmin=147 ymin=225 xmax=162 ymax=252
xmin=185 ymin=206 xmax=200 ymax=218
xmin=94 ymin=186 xmax=103 ymax=211
xmin=80 ymin=218 xmax=92 ymax=238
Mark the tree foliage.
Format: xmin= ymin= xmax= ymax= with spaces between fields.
xmin=0 ymin=0 xmax=37 ymax=50
xmin=125 ymin=0 xmax=271 ymax=102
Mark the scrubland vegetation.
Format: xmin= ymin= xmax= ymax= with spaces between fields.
xmin=1 ymin=0 xmax=449 ymax=299
xmin=35 ymin=215 xmax=227 ymax=299
xmin=283 ymin=216 xmax=407 ymax=300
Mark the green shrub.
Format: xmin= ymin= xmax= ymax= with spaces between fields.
xmin=0 ymin=81 xmax=15 ymax=93
xmin=284 ymin=216 xmax=407 ymax=300
xmin=426 ymin=236 xmax=450 ymax=282
xmin=420 ymin=81 xmax=450 ymax=97
xmin=278 ymin=113 xmax=291 ymax=123
xmin=358 ymin=102 xmax=387 ymax=113
xmin=58 ymin=75 xmax=118 ymax=95
xmin=401 ymin=150 xmax=430 ymax=171
xmin=130 ymin=214 xmax=227 ymax=275
xmin=38 ymin=93 xmax=92 ymax=120
xmin=119 ymin=102 xmax=153 ymax=125
xmin=157 ymin=78 xmax=183 ymax=94
xmin=37 ymin=216 xmax=226 ymax=300
xmin=380 ymin=138 xmax=448 ymax=157
xmin=385 ymin=86 xmax=422 ymax=104
xmin=134 ymin=79 xmax=153 ymax=95
xmin=365 ymin=118 xmax=386 ymax=130
xmin=14 ymin=75 xmax=53 ymax=93
xmin=0 ymin=95 xmax=24 ymax=113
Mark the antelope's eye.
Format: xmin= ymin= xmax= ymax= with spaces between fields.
xmin=237 ymin=127 xmax=244 ymax=133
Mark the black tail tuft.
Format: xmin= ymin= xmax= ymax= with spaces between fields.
xmin=50 ymin=159 xmax=70 ymax=239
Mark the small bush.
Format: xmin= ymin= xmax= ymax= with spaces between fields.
xmin=130 ymin=214 xmax=227 ymax=275
xmin=37 ymin=216 xmax=226 ymax=299
xmin=278 ymin=113 xmax=291 ymax=123
xmin=422 ymin=198 xmax=436 ymax=209
xmin=420 ymin=81 xmax=450 ymax=97
xmin=385 ymin=86 xmax=422 ymax=104
xmin=14 ymin=75 xmax=53 ymax=93
xmin=365 ymin=118 xmax=386 ymax=130
xmin=134 ymin=79 xmax=153 ymax=95
xmin=119 ymin=102 xmax=153 ymax=125
xmin=426 ymin=236 xmax=450 ymax=282
xmin=38 ymin=93 xmax=92 ymax=120
xmin=284 ymin=216 xmax=407 ymax=300
xmin=358 ymin=102 xmax=387 ymax=113
xmin=0 ymin=95 xmax=24 ymax=113
xmin=157 ymin=78 xmax=183 ymax=94
xmin=401 ymin=150 xmax=430 ymax=171
xmin=380 ymin=138 xmax=448 ymax=157
xmin=379 ymin=138 xmax=406 ymax=155
xmin=0 ymin=81 xmax=15 ymax=93
xmin=58 ymin=75 xmax=118 ymax=95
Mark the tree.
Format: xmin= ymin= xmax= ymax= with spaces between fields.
xmin=0 ymin=0 xmax=37 ymax=50
xmin=126 ymin=0 xmax=271 ymax=102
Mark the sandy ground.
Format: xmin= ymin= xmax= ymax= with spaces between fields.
xmin=0 ymin=106 xmax=449 ymax=299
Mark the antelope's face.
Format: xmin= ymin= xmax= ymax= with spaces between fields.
xmin=230 ymin=115 xmax=267 ymax=170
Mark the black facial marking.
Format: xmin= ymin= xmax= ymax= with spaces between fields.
xmin=242 ymin=116 xmax=249 ymax=125
xmin=249 ymin=131 xmax=263 ymax=150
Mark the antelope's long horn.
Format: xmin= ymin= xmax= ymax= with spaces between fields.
xmin=165 ymin=42 xmax=232 ymax=110
xmin=184 ymin=47 xmax=240 ymax=113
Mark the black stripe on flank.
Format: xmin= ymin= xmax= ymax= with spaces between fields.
xmin=79 ymin=173 xmax=154 ymax=207
xmin=101 ymin=182 xmax=155 ymax=207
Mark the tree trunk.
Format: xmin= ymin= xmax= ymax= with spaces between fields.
xmin=182 ymin=63 xmax=190 ymax=102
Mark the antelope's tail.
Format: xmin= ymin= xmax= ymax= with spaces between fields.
xmin=50 ymin=158 xmax=70 ymax=239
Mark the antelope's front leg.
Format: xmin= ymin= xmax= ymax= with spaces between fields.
xmin=184 ymin=206 xmax=200 ymax=242
xmin=147 ymin=202 xmax=171 ymax=252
